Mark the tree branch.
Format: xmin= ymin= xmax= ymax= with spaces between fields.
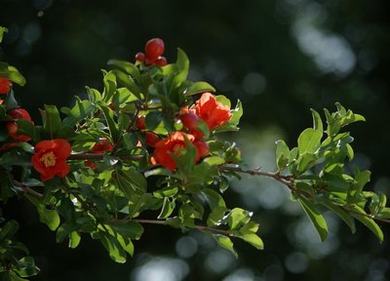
xmin=220 ymin=165 xmax=297 ymax=192
xmin=221 ymin=165 xmax=390 ymax=224
xmin=68 ymin=153 xmax=144 ymax=161
xmin=130 ymin=218 xmax=233 ymax=236
xmin=12 ymin=180 xmax=43 ymax=198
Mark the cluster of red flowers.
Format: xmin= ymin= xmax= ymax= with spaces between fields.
xmin=1 ymin=39 xmax=232 ymax=181
xmin=150 ymin=92 xmax=232 ymax=171
xmin=134 ymin=38 xmax=167 ymax=66
xmin=0 ymin=80 xmax=73 ymax=181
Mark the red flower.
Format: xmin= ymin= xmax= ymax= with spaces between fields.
xmin=135 ymin=115 xmax=160 ymax=147
xmin=145 ymin=132 xmax=160 ymax=147
xmin=32 ymin=139 xmax=71 ymax=181
xmin=0 ymin=77 xmax=11 ymax=94
xmin=0 ymin=142 xmax=20 ymax=152
xmin=6 ymin=108 xmax=33 ymax=142
xmin=85 ymin=138 xmax=113 ymax=169
xmin=91 ymin=138 xmax=113 ymax=154
xmin=194 ymin=92 xmax=231 ymax=130
xmin=151 ymin=132 xmax=209 ymax=171
xmin=179 ymin=107 xmax=205 ymax=139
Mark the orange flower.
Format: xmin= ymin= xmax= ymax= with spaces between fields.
xmin=6 ymin=108 xmax=33 ymax=142
xmin=0 ymin=77 xmax=11 ymax=94
xmin=194 ymin=92 xmax=231 ymax=130
xmin=152 ymin=132 xmax=209 ymax=171
xmin=32 ymin=139 xmax=71 ymax=181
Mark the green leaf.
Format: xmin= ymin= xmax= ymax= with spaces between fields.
xmin=350 ymin=206 xmax=384 ymax=243
xmin=69 ymin=231 xmax=81 ymax=249
xmin=0 ymin=220 xmax=19 ymax=240
xmin=0 ymin=26 xmax=7 ymax=43
xmin=227 ymin=208 xmax=251 ymax=230
xmin=6 ymin=271 xmax=29 ymax=281
xmin=17 ymin=119 xmax=38 ymax=141
xmin=107 ymin=60 xmax=140 ymax=82
xmin=353 ymin=169 xmax=371 ymax=192
xmin=239 ymin=221 xmax=259 ymax=234
xmin=214 ymin=234 xmax=237 ymax=257
xmin=111 ymin=222 xmax=144 ymax=240
xmin=113 ymin=88 xmax=139 ymax=106
xmin=37 ymin=206 xmax=60 ymax=231
xmin=62 ymin=98 xmax=95 ymax=127
xmin=158 ymin=197 xmax=176 ymax=219
xmin=239 ymin=233 xmax=264 ymax=250
xmin=114 ymin=169 xmax=146 ymax=201
xmin=98 ymin=232 xmax=127 ymax=263
xmin=297 ymin=152 xmax=317 ymax=173
xmin=56 ymin=223 xmax=74 ymax=243
xmin=0 ymin=63 xmax=26 ymax=86
xmin=14 ymin=256 xmax=39 ymax=278
xmin=320 ymin=201 xmax=356 ymax=233
xmin=203 ymin=156 xmax=225 ymax=167
xmin=378 ymin=208 xmax=390 ymax=219
xmin=207 ymin=206 xmax=227 ymax=226
xmin=229 ymin=99 xmax=243 ymax=128
xmin=102 ymin=71 xmax=117 ymax=102
xmin=86 ymin=87 xmax=102 ymax=102
xmin=203 ymin=189 xmax=227 ymax=226
xmin=298 ymin=198 xmax=328 ymax=241
xmin=42 ymin=105 xmax=62 ymax=137
xmin=100 ymin=105 xmax=119 ymax=143
xmin=153 ymin=186 xmax=179 ymax=199
xmin=311 ymin=109 xmax=323 ymax=132
xmin=202 ymin=189 xmax=226 ymax=209
xmin=185 ymin=81 xmax=216 ymax=96
xmin=145 ymin=111 xmax=162 ymax=130
xmin=145 ymin=111 xmax=170 ymax=135
xmin=346 ymin=143 xmax=354 ymax=160
xmin=171 ymin=48 xmax=190 ymax=89
xmin=275 ymin=140 xmax=290 ymax=169
xmin=0 ymin=170 xmax=15 ymax=202
xmin=297 ymin=128 xmax=322 ymax=154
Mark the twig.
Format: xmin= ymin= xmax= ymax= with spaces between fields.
xmin=12 ymin=180 xmax=43 ymax=198
xmin=68 ymin=153 xmax=144 ymax=161
xmin=119 ymin=218 xmax=232 ymax=236
xmin=220 ymin=165 xmax=296 ymax=192
xmin=221 ymin=165 xmax=390 ymax=224
xmin=341 ymin=205 xmax=390 ymax=224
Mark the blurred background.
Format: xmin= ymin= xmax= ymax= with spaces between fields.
xmin=1 ymin=0 xmax=390 ymax=280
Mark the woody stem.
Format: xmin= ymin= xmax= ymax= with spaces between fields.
xmin=68 ymin=153 xmax=144 ymax=161
xmin=112 ymin=218 xmax=232 ymax=236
